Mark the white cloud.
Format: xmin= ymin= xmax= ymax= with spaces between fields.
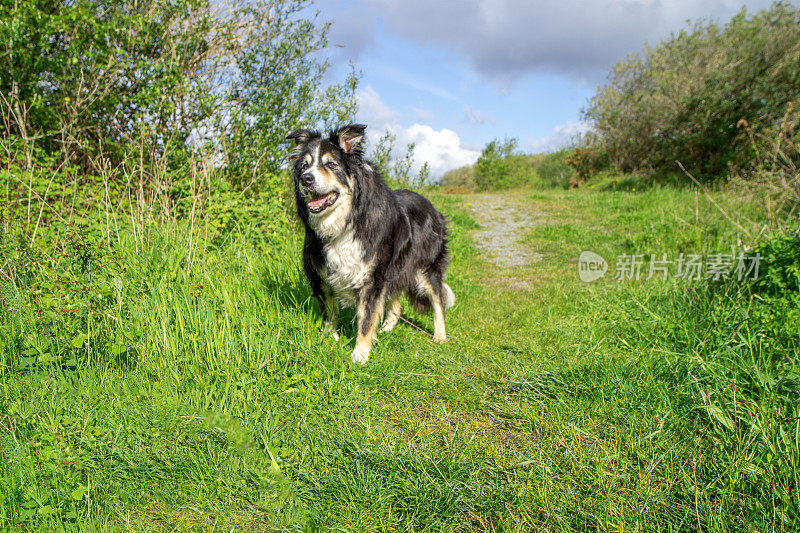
xmin=356 ymin=86 xmax=479 ymax=178
xmin=399 ymin=124 xmax=480 ymax=176
xmin=526 ymin=120 xmax=591 ymax=153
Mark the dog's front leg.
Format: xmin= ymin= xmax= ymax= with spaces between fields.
xmin=351 ymin=286 xmax=384 ymax=364
xmin=317 ymin=287 xmax=340 ymax=342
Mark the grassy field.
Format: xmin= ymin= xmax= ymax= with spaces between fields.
xmin=1 ymin=175 xmax=798 ymax=530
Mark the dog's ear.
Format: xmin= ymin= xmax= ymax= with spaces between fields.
xmin=335 ymin=124 xmax=367 ymax=153
xmin=285 ymin=129 xmax=313 ymax=144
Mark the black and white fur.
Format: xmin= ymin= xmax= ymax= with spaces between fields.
xmin=285 ymin=124 xmax=455 ymax=364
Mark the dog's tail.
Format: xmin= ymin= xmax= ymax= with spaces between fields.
xmin=409 ymin=284 xmax=455 ymax=314
xmin=443 ymin=283 xmax=456 ymax=309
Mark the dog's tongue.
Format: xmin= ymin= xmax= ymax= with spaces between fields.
xmin=308 ymin=193 xmax=332 ymax=209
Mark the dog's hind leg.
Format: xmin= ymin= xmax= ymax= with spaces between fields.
xmin=380 ymin=296 xmax=402 ymax=333
xmin=431 ymin=292 xmax=447 ymax=343
xmin=415 ymin=271 xmax=448 ymax=343
xmin=352 ymin=287 xmax=385 ymax=364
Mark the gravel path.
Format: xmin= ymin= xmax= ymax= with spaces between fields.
xmin=466 ymin=194 xmax=544 ymax=268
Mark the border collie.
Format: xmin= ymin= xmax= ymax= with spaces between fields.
xmin=285 ymin=124 xmax=455 ymax=364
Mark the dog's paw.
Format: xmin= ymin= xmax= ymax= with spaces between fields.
xmin=350 ymin=346 xmax=370 ymax=365
xmin=319 ymin=326 xmax=340 ymax=342
xmin=433 ymin=334 xmax=448 ymax=344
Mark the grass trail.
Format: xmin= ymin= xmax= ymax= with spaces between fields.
xmin=1 ymin=180 xmax=797 ymax=530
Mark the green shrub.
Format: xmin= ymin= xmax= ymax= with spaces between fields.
xmin=0 ymin=0 xmax=358 ymax=190
xmin=534 ymin=150 xmax=576 ymax=188
xmin=439 ymin=165 xmax=476 ymax=191
xmin=564 ymin=144 xmax=608 ymax=187
xmin=440 ymin=148 xmax=577 ymax=191
xmin=584 ymin=2 xmax=800 ymax=179
xmin=748 ymin=232 xmax=800 ymax=338
xmin=474 ymin=138 xmax=518 ymax=190
xmin=751 ymin=232 xmax=800 ymax=297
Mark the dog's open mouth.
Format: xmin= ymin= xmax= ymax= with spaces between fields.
xmin=307 ymin=191 xmax=339 ymax=214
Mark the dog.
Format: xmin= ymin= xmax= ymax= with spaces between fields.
xmin=285 ymin=124 xmax=455 ymax=364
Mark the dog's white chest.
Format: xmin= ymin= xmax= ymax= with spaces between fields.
xmin=322 ymin=231 xmax=369 ymax=306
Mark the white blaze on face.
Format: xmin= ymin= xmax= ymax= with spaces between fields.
xmin=300 ymin=146 xmax=324 ymax=194
xmin=308 ymin=144 xmax=325 ymax=189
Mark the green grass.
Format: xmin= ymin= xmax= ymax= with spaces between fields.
xmin=1 ymin=176 xmax=798 ymax=530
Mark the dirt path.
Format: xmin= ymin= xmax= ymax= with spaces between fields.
xmin=466 ymin=193 xmax=544 ymax=268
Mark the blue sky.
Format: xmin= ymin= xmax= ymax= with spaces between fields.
xmin=315 ymin=0 xmax=782 ymax=177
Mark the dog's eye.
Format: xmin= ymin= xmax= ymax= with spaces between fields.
xmin=327 ymin=161 xmax=337 ymax=169
xmin=300 ymin=162 xmax=309 ymax=171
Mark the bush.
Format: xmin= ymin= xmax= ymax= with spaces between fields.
xmin=0 ymin=0 xmax=358 ymax=190
xmin=583 ymin=2 xmax=800 ymax=179
xmin=366 ymin=131 xmax=430 ymax=189
xmin=564 ymin=144 xmax=608 ymax=188
xmin=440 ymin=148 xmax=577 ymax=191
xmin=474 ymin=138 xmax=519 ymax=190
xmin=0 ymin=0 xmax=215 ymax=166
xmin=439 ymin=165 xmax=476 ymax=191
xmin=751 ymin=232 xmax=800 ymax=297
xmin=733 ymin=101 xmax=800 ymax=226
xmin=535 ymin=149 xmax=576 ymax=188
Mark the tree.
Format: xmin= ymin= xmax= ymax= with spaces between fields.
xmin=220 ymin=1 xmax=358 ymax=188
xmin=0 ymin=0 xmax=221 ymax=168
xmin=0 ymin=0 xmax=359 ymax=190
xmin=582 ymin=2 xmax=800 ymax=179
xmin=474 ymin=138 xmax=518 ymax=190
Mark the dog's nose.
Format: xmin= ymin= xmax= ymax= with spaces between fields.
xmin=300 ymin=173 xmax=314 ymax=187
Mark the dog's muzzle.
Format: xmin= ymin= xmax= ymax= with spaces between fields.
xmin=306 ymin=191 xmax=339 ymax=213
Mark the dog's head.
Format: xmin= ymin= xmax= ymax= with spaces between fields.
xmin=285 ymin=124 xmax=366 ymax=230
